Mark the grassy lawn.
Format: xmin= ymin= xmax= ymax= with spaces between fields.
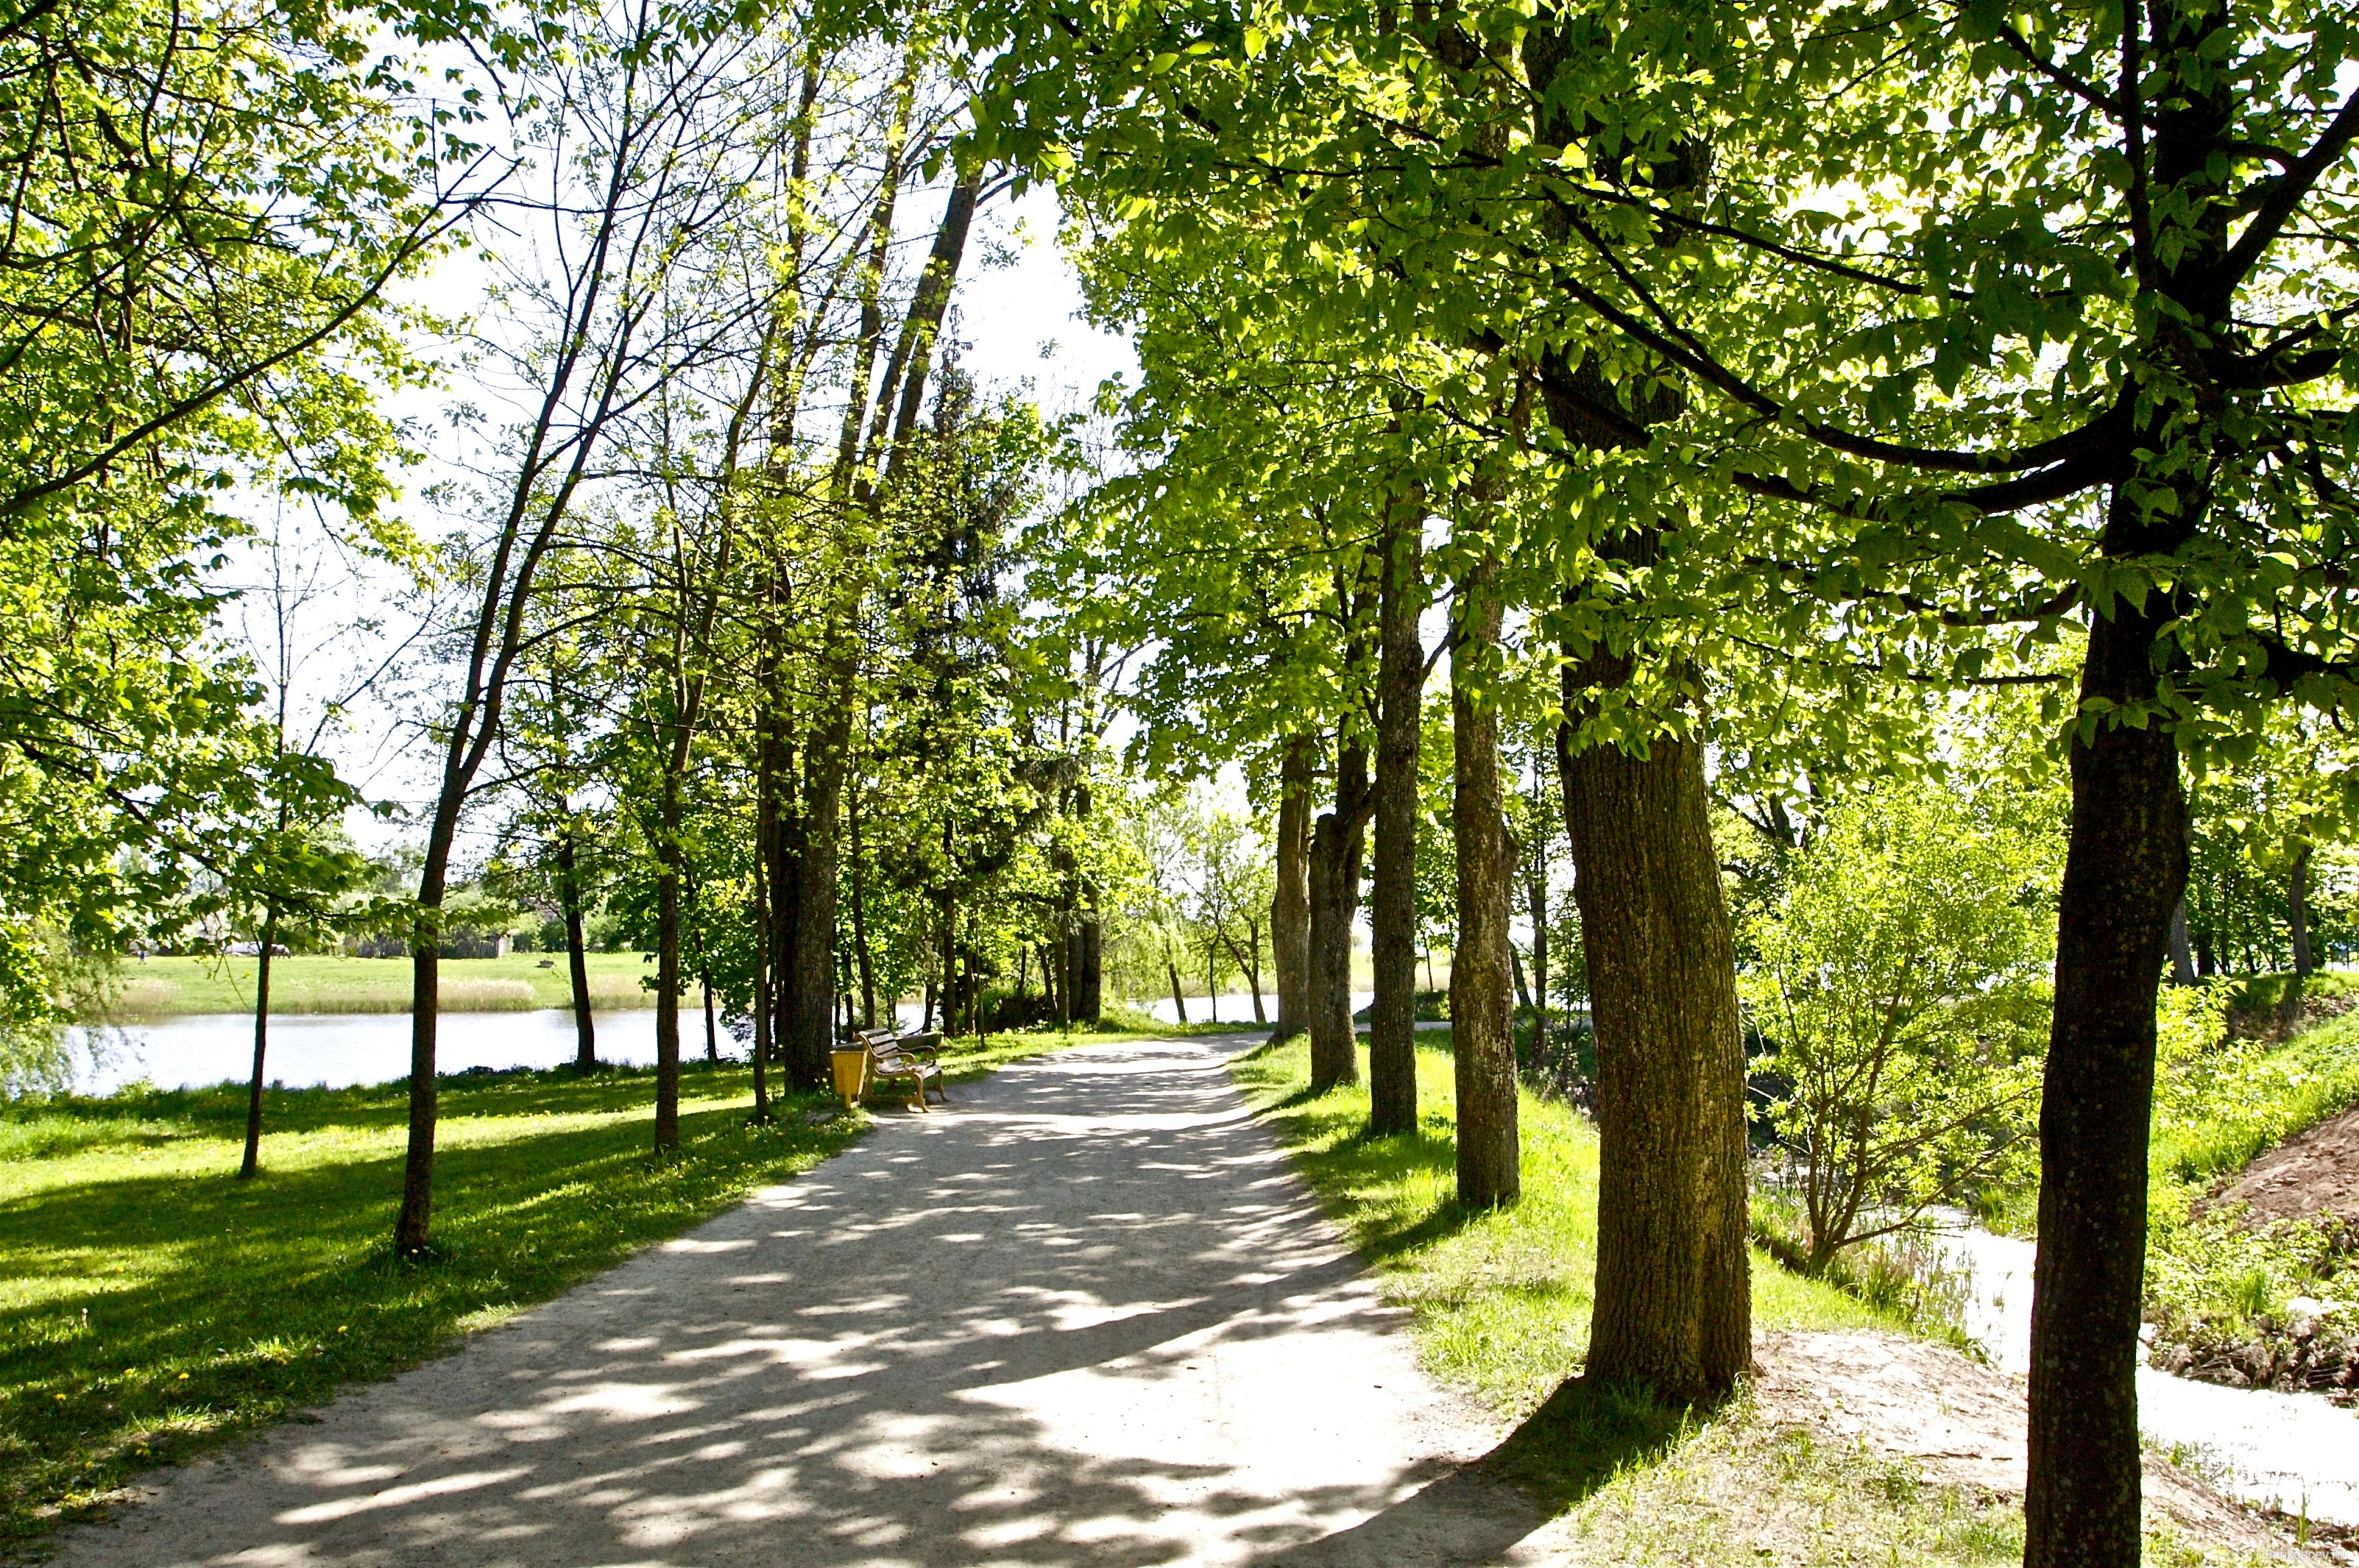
xmin=1230 ymin=1034 xmax=2263 ymax=1567
xmin=102 ymin=953 xmax=664 ymax=1018
xmin=0 ymin=1063 xmax=846 ymax=1550
xmin=0 ymin=1015 xmax=1232 ymax=1548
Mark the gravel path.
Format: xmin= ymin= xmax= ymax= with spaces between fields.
xmin=55 ymin=1034 xmax=1551 ymax=1568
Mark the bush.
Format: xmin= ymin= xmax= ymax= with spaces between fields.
xmin=1743 ymin=780 xmax=2051 ymax=1274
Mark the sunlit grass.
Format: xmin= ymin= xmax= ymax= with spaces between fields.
xmin=0 ymin=1060 xmax=855 ymax=1545
xmin=1230 ymin=1032 xmax=1884 ymax=1416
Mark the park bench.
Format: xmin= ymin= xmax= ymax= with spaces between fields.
xmin=849 ymin=1027 xmax=947 ymax=1110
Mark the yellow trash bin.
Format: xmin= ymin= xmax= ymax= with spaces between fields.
xmin=830 ymin=1046 xmax=871 ymax=1107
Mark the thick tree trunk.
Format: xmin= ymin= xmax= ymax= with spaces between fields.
xmin=784 ymin=702 xmax=851 ymax=1085
xmin=2290 ymin=845 xmax=2314 ymax=978
xmin=1369 ymin=515 xmax=1424 ymax=1135
xmin=2023 ymin=595 xmax=2189 ymax=1568
xmin=1560 ymin=657 xmax=1751 ymax=1399
xmin=557 ymin=831 xmax=595 ymax=1066
xmin=1272 ymin=737 xmax=1314 ymax=1039
xmin=1074 ymin=898 xmax=1102 ymax=1024
xmin=1308 ymin=739 xmax=1368 ymax=1091
xmin=1451 ymin=574 xmax=1518 ymax=1205
xmin=238 ymin=912 xmax=276 ymax=1180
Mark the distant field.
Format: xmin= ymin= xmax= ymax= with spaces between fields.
xmin=96 ymin=954 xmax=670 ymax=1020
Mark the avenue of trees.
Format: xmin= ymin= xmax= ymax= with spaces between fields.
xmin=1 ymin=0 xmax=2352 ymax=1565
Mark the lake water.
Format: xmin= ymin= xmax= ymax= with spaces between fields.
xmin=67 ymin=1009 xmax=714 ymax=1097
xmin=61 ymin=989 xmax=1334 ymax=1099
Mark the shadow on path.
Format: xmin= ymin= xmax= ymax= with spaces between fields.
xmin=56 ymin=1035 xmax=1563 ymax=1568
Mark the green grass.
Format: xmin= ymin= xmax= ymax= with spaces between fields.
xmin=0 ymin=1015 xmax=1191 ymax=1547
xmin=1231 ymin=1034 xmax=2271 ymax=1567
xmin=0 ymin=1062 xmax=841 ymax=1547
xmin=2154 ymin=1004 xmax=2359 ymax=1190
xmin=99 ymin=953 xmax=665 ymax=1018
xmin=1229 ymin=1032 xmax=1884 ymax=1418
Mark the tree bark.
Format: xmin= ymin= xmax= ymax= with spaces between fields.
xmin=751 ymin=844 xmax=772 ymax=1121
xmin=1169 ymin=958 xmax=1188 ymax=1024
xmin=850 ymin=783 xmax=877 ymax=1027
xmin=1369 ymin=510 xmax=1424 ymax=1135
xmin=1451 ymin=570 xmax=1518 ymax=1206
xmin=238 ymin=910 xmax=276 ymax=1180
xmin=557 ymin=829 xmax=596 ymax=1066
xmin=653 ymin=772 xmax=684 ymax=1153
xmin=1309 ymin=738 xmax=1368 ymax=1091
xmin=1559 ymin=656 xmax=1752 ymax=1399
xmin=2024 ymin=595 xmax=2189 ymax=1568
xmin=783 ymin=701 xmax=850 ymax=1085
xmin=2168 ymin=899 xmax=2196 ymax=987
xmin=1272 ymin=736 xmax=1313 ymax=1039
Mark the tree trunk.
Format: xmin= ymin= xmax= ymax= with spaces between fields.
xmin=1273 ymin=737 xmax=1314 ymax=1040
xmin=396 ymin=842 xmax=450 ymax=1256
xmin=1072 ymin=774 xmax=1103 ymax=1024
xmin=238 ymin=911 xmax=276 ymax=1180
xmin=1529 ymin=800 xmax=1550 ymax=1032
xmin=1369 ymin=511 xmax=1424 ymax=1135
xmin=851 ymin=786 xmax=878 ymax=1026
xmin=2023 ymin=593 xmax=2189 ymax=1568
xmin=1169 ymin=958 xmax=1188 ymax=1024
xmin=2168 ymin=899 xmax=2196 ymax=987
xmin=2290 ymin=845 xmax=2314 ymax=978
xmin=653 ymin=775 xmax=683 ymax=1153
xmin=1559 ymin=658 xmax=1752 ymax=1400
xmin=1074 ymin=898 xmax=1103 ymax=1024
xmin=1451 ymin=572 xmax=1518 ymax=1206
xmin=558 ymin=830 xmax=596 ymax=1066
xmin=1206 ymin=945 xmax=1219 ymax=1022
xmin=1307 ymin=744 xmax=1368 ymax=1092
xmin=751 ymin=852 xmax=772 ymax=1122
xmin=784 ymin=700 xmax=851 ymax=1085
xmin=1248 ymin=918 xmax=1266 ymax=1024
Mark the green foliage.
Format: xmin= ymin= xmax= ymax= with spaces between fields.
xmin=1744 ymin=779 xmax=2053 ymax=1270
xmin=0 ymin=1063 xmax=856 ymax=1545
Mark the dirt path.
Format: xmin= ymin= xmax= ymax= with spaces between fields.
xmin=54 ymin=1035 xmax=1552 ymax=1568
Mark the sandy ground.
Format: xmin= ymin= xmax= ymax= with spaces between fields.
xmin=1755 ymin=1330 xmax=2320 ymax=1561
xmin=2212 ymin=1102 xmax=2359 ymax=1230
xmin=50 ymin=1034 xmax=1556 ymax=1568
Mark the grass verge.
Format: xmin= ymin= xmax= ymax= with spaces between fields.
xmin=0 ymin=1060 xmax=854 ymax=1549
xmin=1228 ymin=1032 xmax=1883 ymax=1417
xmin=1230 ymin=1032 xmax=2269 ymax=1567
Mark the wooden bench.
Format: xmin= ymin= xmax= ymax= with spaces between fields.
xmin=853 ymin=1028 xmax=947 ymax=1110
